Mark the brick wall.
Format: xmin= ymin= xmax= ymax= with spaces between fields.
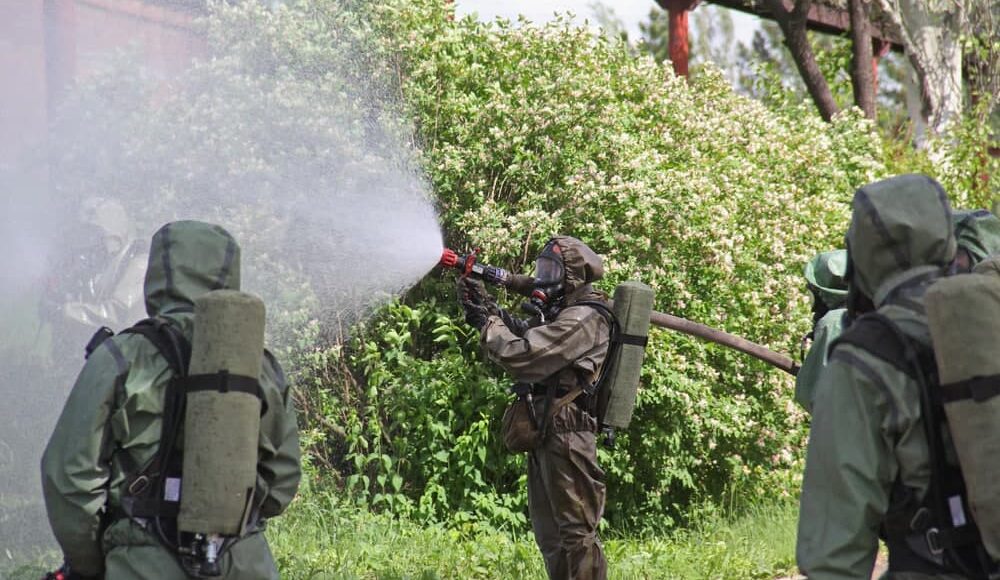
xmin=0 ymin=0 xmax=205 ymax=179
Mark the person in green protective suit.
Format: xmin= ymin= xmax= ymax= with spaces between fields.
xmin=59 ymin=197 xmax=148 ymax=332
xmin=796 ymin=175 xmax=994 ymax=578
xmin=458 ymin=236 xmax=611 ymax=580
xmin=41 ymin=221 xmax=301 ymax=580
xmin=794 ymin=208 xmax=1000 ymax=414
xmin=794 ymin=250 xmax=848 ymax=413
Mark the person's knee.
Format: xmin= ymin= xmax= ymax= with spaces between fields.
xmin=559 ymin=527 xmax=599 ymax=553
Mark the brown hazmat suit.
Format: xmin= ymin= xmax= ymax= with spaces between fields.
xmin=480 ymin=236 xmax=611 ymax=580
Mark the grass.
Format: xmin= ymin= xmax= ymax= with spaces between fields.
xmin=2 ymin=491 xmax=799 ymax=579
xmin=267 ymin=490 xmax=800 ymax=580
xmin=267 ymin=491 xmax=545 ymax=579
xmin=601 ymin=503 xmax=799 ymax=579
xmin=1 ymin=548 xmax=56 ymax=580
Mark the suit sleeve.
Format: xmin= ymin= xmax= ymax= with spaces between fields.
xmin=41 ymin=343 xmax=124 ymax=576
xmin=256 ymin=350 xmax=301 ymax=518
xmin=796 ymin=347 xmax=898 ymax=579
xmin=481 ymin=306 xmax=608 ymax=384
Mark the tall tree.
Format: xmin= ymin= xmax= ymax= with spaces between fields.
xmin=689 ymin=4 xmax=739 ymax=84
xmin=877 ymin=0 xmax=964 ymax=142
xmin=848 ymin=0 xmax=876 ymax=118
xmin=588 ymin=1 xmax=631 ymax=46
xmin=960 ymin=0 xmax=999 ymax=131
xmin=638 ymin=5 xmax=671 ymax=64
xmin=759 ymin=0 xmax=839 ymax=121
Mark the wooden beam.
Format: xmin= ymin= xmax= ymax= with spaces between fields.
xmin=705 ymin=0 xmax=903 ymax=51
xmin=872 ymin=38 xmax=891 ymax=95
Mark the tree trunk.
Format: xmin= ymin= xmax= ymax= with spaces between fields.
xmin=848 ymin=0 xmax=876 ymax=119
xmin=761 ymin=0 xmax=840 ymax=122
xmin=877 ymin=0 xmax=964 ymax=144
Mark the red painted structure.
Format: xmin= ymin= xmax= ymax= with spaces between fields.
xmin=0 ymin=0 xmax=205 ymax=181
xmin=656 ymin=0 xmax=903 ymax=79
xmin=664 ymin=0 xmax=700 ymax=78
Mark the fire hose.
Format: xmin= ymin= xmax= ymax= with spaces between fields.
xmin=440 ymin=248 xmax=799 ymax=376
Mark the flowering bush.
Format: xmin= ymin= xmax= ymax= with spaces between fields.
xmin=335 ymin=0 xmax=885 ymax=527
xmin=48 ymin=0 xmax=893 ymax=530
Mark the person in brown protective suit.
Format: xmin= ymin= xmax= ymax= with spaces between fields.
xmin=457 ymin=235 xmax=612 ymax=580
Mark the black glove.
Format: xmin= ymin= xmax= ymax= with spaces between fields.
xmin=456 ymin=277 xmax=496 ymax=330
xmin=499 ymin=308 xmax=529 ymax=336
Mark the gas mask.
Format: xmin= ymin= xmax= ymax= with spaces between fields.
xmin=522 ymin=239 xmax=565 ymax=321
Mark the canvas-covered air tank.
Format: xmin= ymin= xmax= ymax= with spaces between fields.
xmin=925 ymin=273 xmax=1000 ymax=560
xmin=597 ymin=281 xmax=654 ymax=430
xmin=178 ymin=289 xmax=265 ymax=538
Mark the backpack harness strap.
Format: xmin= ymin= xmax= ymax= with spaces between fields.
xmin=113 ymin=318 xmax=268 ymax=524
xmin=122 ymin=317 xmax=191 ymax=377
xmin=518 ymin=301 xmax=620 ymax=438
xmin=85 ymin=327 xmax=116 ymax=360
xmin=564 ymin=301 xmax=622 ymax=414
xmin=829 ymin=314 xmax=935 ymax=383
xmin=115 ymin=318 xmax=192 ymax=522
xmin=831 ymin=313 xmax=994 ymax=577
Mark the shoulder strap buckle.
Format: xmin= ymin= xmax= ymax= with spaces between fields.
xmin=910 ymin=506 xmax=933 ymax=532
xmin=127 ymin=474 xmax=151 ymax=496
xmin=926 ymin=528 xmax=944 ymax=556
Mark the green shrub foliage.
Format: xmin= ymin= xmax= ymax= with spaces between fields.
xmin=261 ymin=0 xmax=885 ymax=529
xmin=52 ymin=0 xmax=900 ymax=531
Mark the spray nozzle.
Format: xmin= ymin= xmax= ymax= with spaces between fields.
xmin=439 ymin=248 xmax=462 ymax=270
xmin=439 ymin=247 xmax=479 ymax=277
xmin=439 ymin=247 xmax=536 ymax=297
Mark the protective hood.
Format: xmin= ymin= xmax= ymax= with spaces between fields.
xmin=549 ymin=235 xmax=604 ymax=303
xmin=144 ymin=220 xmax=241 ymax=317
xmin=954 ymin=209 xmax=1000 ymax=266
xmin=846 ymin=174 xmax=955 ymax=305
xmin=804 ymin=249 xmax=848 ymax=310
xmin=81 ymin=196 xmax=131 ymax=251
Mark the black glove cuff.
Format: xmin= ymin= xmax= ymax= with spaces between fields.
xmin=465 ymin=310 xmax=488 ymax=331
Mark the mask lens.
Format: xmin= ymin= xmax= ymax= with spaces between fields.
xmin=534 ymin=255 xmax=562 ymax=285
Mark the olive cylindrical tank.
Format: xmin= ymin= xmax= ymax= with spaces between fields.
xmin=926 ymin=273 xmax=1000 ymax=560
xmin=178 ymin=289 xmax=265 ymax=536
xmin=598 ymin=281 xmax=654 ymax=430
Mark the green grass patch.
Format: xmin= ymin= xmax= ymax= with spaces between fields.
xmin=603 ymin=502 xmax=799 ymax=579
xmin=2 ymin=491 xmax=799 ymax=579
xmin=268 ymin=490 xmax=799 ymax=579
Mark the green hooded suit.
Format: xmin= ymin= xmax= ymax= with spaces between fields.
xmin=480 ymin=235 xmax=611 ymax=580
xmin=796 ymin=175 xmax=972 ymax=579
xmin=41 ymin=221 xmax=301 ymax=579
xmin=794 ymin=209 xmax=1000 ymax=414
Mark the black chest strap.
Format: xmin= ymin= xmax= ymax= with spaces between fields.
xmin=121 ymin=318 xmax=192 ymax=378
xmin=117 ymin=318 xmax=192 ymax=520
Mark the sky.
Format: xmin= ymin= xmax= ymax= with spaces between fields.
xmin=453 ymin=0 xmax=763 ymax=46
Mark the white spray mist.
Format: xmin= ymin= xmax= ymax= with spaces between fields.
xmin=0 ymin=1 xmax=443 ymax=558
